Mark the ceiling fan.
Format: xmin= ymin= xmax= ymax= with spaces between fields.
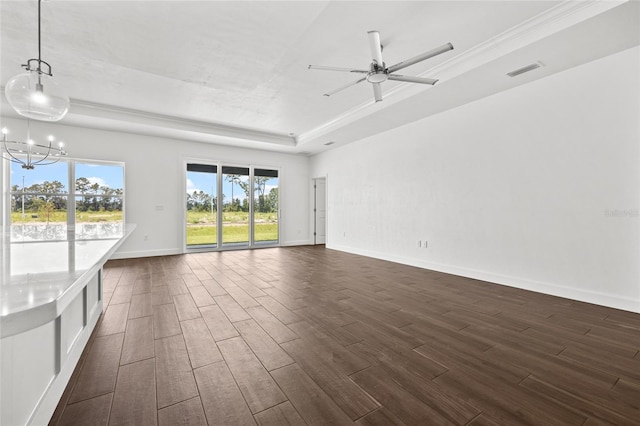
xmin=309 ymin=31 xmax=454 ymax=102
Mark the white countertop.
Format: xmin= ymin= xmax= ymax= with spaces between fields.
xmin=0 ymin=224 xmax=135 ymax=338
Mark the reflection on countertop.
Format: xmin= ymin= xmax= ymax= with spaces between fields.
xmin=0 ymin=224 xmax=135 ymax=336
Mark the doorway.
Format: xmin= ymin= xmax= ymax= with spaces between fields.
xmin=313 ymin=177 xmax=326 ymax=245
xmin=186 ymin=162 xmax=279 ymax=251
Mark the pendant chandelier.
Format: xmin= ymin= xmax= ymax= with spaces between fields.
xmin=1 ymin=125 xmax=66 ymax=170
xmin=4 ymin=0 xmax=70 ymax=122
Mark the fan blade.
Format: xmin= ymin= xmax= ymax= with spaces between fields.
xmin=372 ymin=83 xmax=383 ymax=102
xmin=324 ymin=77 xmax=367 ymax=97
xmin=387 ymin=42 xmax=453 ymax=74
xmin=308 ymin=65 xmax=369 ymax=73
xmin=387 ymin=74 xmax=438 ymax=85
xmin=367 ymin=31 xmax=384 ymax=66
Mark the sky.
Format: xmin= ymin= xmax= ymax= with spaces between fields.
xmin=10 ymin=161 xmax=124 ymax=190
xmin=10 ymin=161 xmax=276 ymax=198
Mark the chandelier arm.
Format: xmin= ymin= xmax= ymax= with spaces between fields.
xmin=3 ymin=143 xmax=27 ymax=165
xmin=31 ymin=153 xmax=49 ymax=166
xmin=30 ymin=145 xmax=53 ymax=165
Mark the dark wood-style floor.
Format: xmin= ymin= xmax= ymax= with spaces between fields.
xmin=50 ymin=246 xmax=640 ymax=425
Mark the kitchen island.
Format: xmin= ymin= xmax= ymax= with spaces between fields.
xmin=0 ymin=225 xmax=134 ymax=425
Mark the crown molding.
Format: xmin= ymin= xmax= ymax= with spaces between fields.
xmin=0 ymin=95 xmax=299 ymax=152
xmin=67 ymin=99 xmax=297 ymax=147
xmin=296 ymin=0 xmax=628 ymax=146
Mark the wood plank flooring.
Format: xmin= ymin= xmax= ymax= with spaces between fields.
xmin=50 ymin=246 xmax=640 ymax=425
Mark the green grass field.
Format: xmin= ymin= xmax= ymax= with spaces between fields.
xmin=186 ymin=225 xmax=278 ymax=245
xmin=187 ymin=211 xmax=277 ymax=224
xmin=186 ymin=211 xmax=278 ymax=245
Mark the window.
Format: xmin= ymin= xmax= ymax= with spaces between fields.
xmin=75 ymin=162 xmax=124 ymax=240
xmin=10 ymin=162 xmax=69 ymax=241
xmin=8 ymin=159 xmax=124 ymax=242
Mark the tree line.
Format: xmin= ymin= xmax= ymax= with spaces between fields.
xmin=11 ymin=178 xmax=123 ymax=213
xmin=187 ymin=175 xmax=278 ymax=213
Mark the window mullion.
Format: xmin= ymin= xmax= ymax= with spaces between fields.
xmin=68 ymin=160 xmax=76 ymax=235
xmin=249 ymin=167 xmax=254 ymax=247
xmin=217 ymin=163 xmax=223 ymax=248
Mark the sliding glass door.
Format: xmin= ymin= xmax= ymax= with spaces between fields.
xmin=186 ymin=162 xmax=278 ymax=250
xmin=186 ymin=163 xmax=217 ymax=247
xmin=253 ymin=168 xmax=278 ymax=244
xmin=222 ymin=166 xmax=250 ymax=247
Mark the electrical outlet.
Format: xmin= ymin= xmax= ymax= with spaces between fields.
xmin=418 ymin=240 xmax=422 ymax=248
xmin=424 ymin=240 xmax=428 ymax=248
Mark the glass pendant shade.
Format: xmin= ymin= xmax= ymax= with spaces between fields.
xmin=5 ymin=69 xmax=70 ymax=121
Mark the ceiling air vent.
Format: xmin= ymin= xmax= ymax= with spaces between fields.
xmin=507 ymin=62 xmax=543 ymax=77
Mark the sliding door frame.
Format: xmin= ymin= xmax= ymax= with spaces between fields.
xmin=183 ymin=158 xmax=280 ymax=253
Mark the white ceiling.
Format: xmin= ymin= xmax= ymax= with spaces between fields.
xmin=1 ymin=1 xmax=639 ymax=155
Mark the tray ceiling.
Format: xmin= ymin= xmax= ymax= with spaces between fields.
xmin=1 ymin=1 xmax=638 ymax=154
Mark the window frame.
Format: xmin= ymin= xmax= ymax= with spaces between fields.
xmin=4 ymin=157 xmax=125 ymax=242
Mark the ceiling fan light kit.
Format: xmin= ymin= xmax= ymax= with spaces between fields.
xmin=309 ymin=30 xmax=454 ymax=102
xmin=366 ymin=67 xmax=389 ymax=84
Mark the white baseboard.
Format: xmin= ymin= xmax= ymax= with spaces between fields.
xmin=110 ymin=240 xmax=312 ymax=260
xmin=329 ymin=243 xmax=640 ymax=314
xmin=281 ymin=239 xmax=313 ymax=247
xmin=110 ymin=248 xmax=182 ymax=259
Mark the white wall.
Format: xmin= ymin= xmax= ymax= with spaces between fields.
xmin=0 ymin=120 xmax=311 ymax=257
xmin=310 ymin=46 xmax=640 ymax=313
